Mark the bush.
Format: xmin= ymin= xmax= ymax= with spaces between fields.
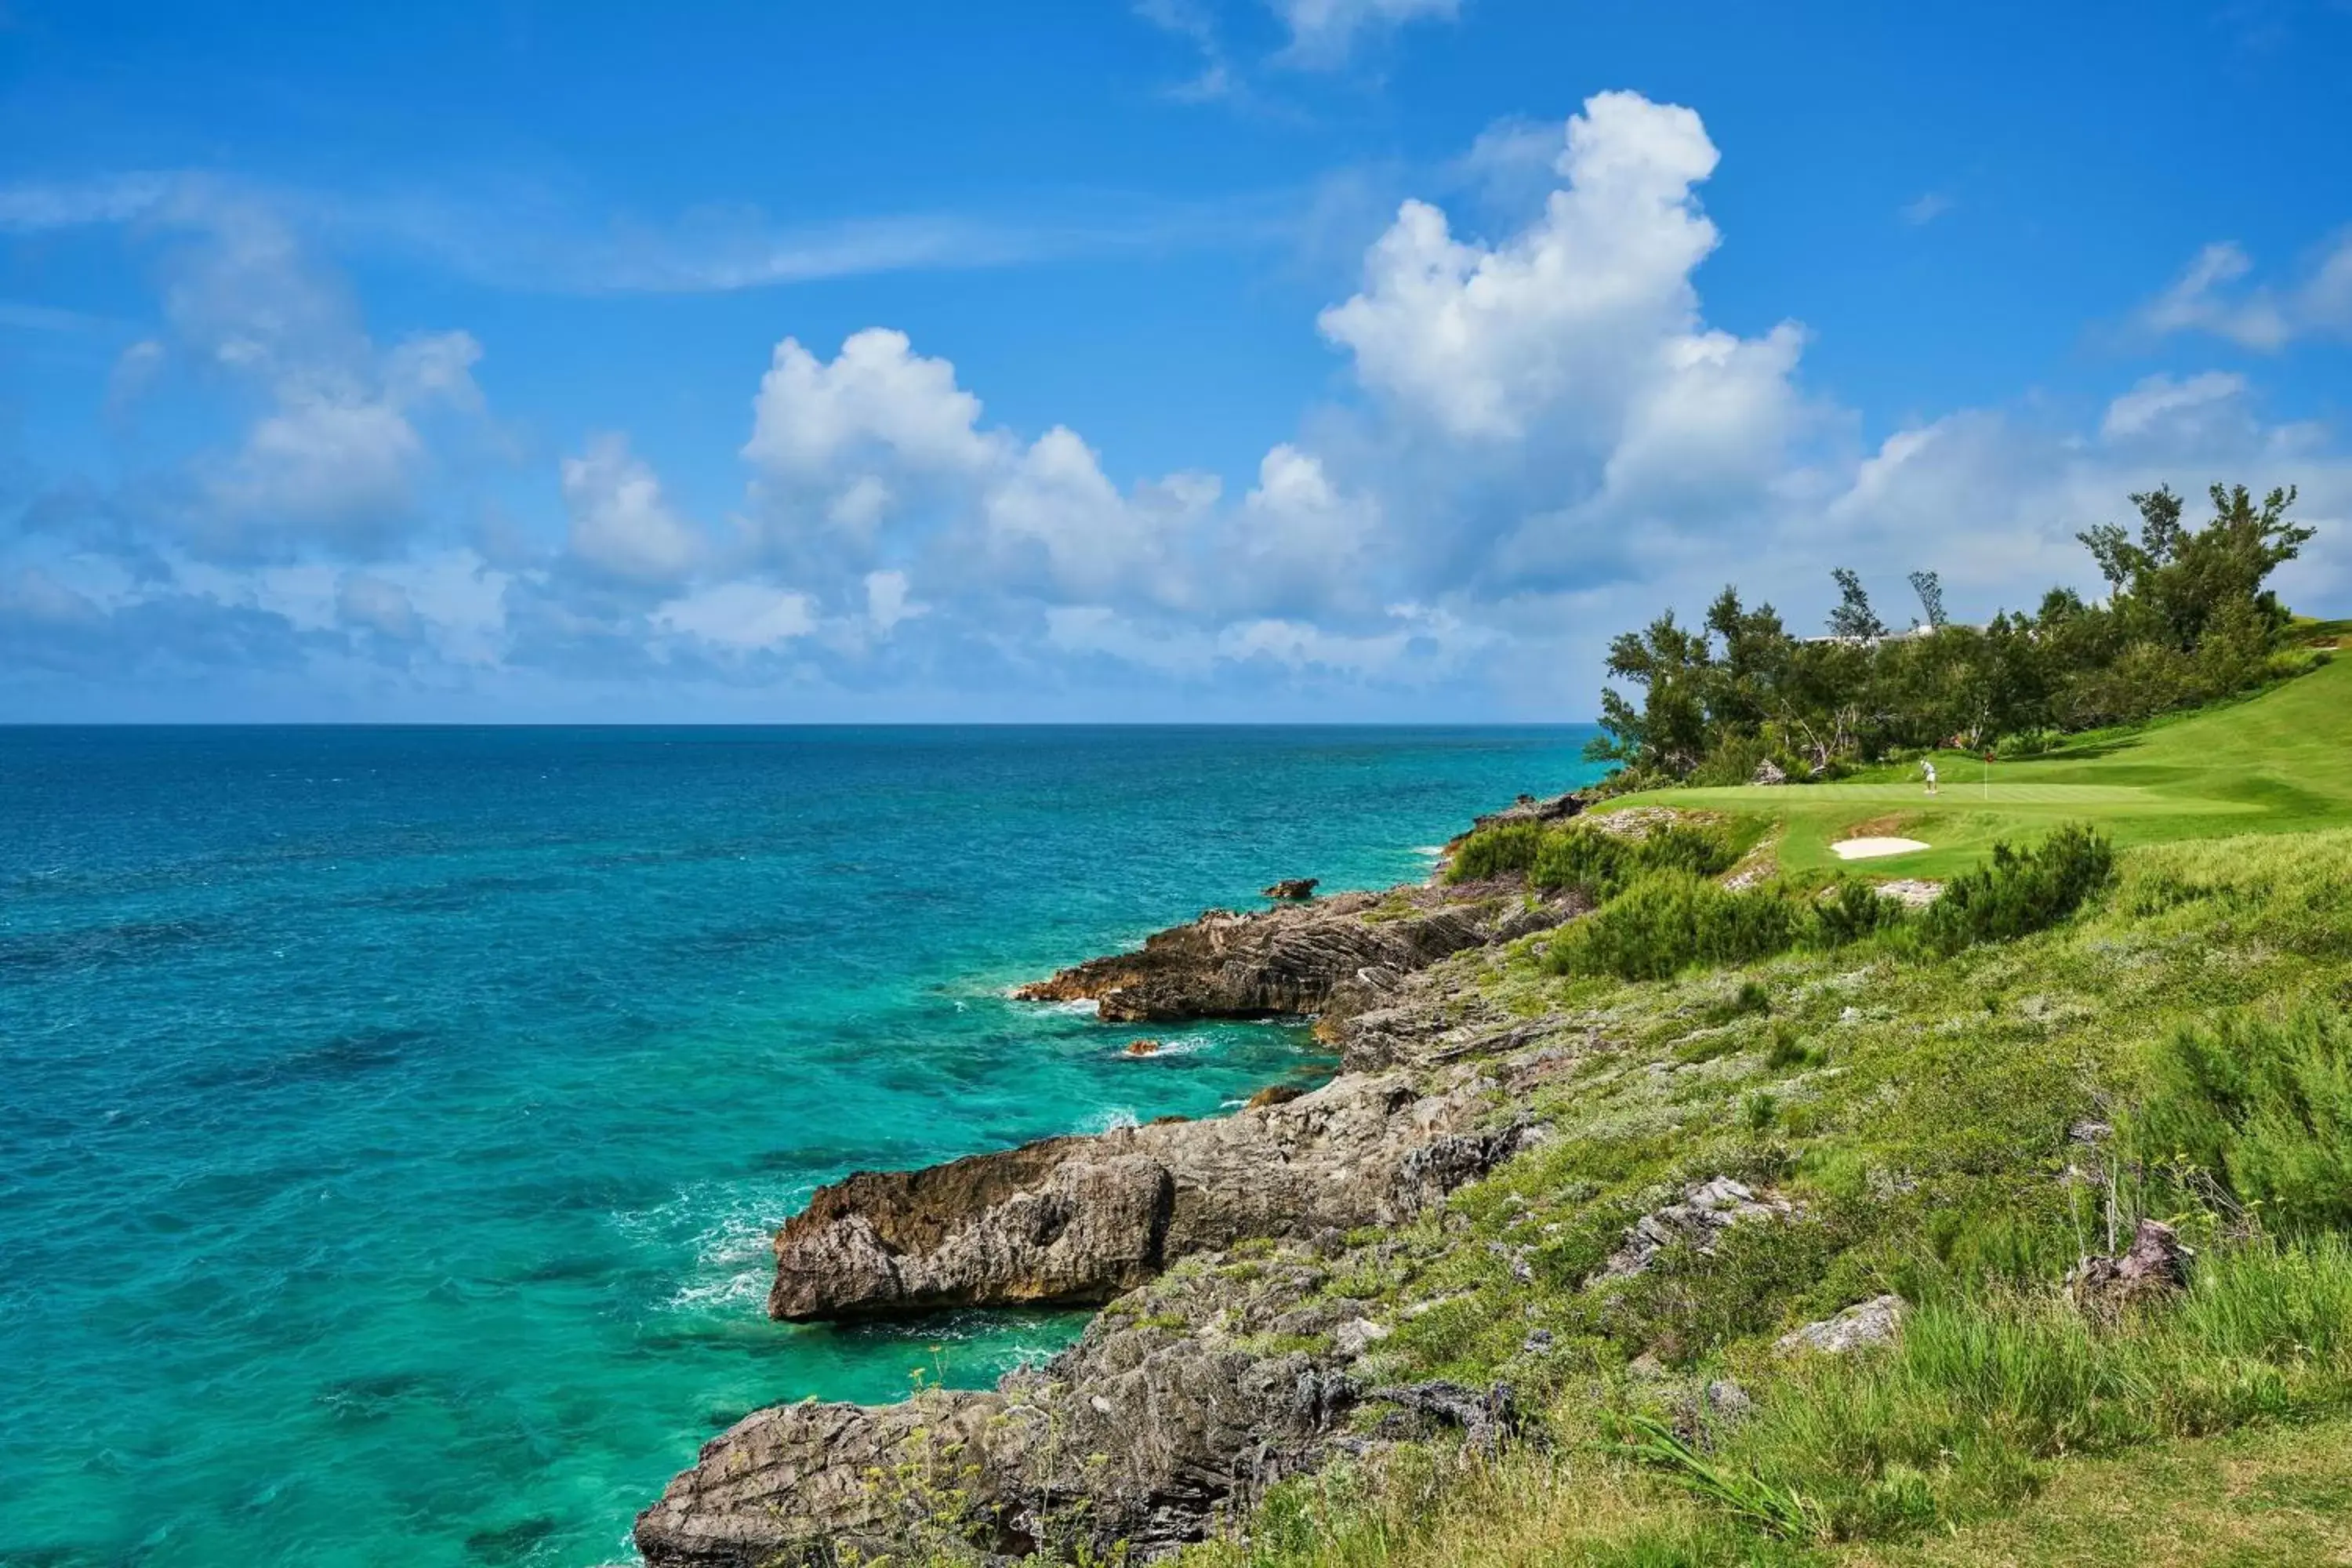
xmin=2127 ymin=1007 xmax=2352 ymax=1236
xmin=1546 ymin=873 xmax=1806 ymax=981
xmin=1813 ymin=877 xmax=1905 ymax=947
xmin=1528 ymin=826 xmax=1630 ymax=898
xmin=1915 ymin=823 xmax=2114 ymax=955
xmin=1445 ymin=822 xmax=1544 ymax=883
xmin=1528 ymin=820 xmax=1739 ymax=901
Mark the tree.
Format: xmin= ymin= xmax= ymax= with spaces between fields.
xmin=2078 ymin=484 xmax=2311 ymax=652
xmin=1825 ymin=568 xmax=1886 ymax=641
xmin=1907 ymin=569 xmax=1947 ymax=630
xmin=1587 ymin=611 xmax=1716 ymax=774
xmin=1702 ymin=586 xmax=1793 ymax=736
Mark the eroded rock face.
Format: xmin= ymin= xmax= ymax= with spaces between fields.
xmin=641 ymin=1250 xmax=1374 ymax=1567
xmin=769 ymin=1073 xmax=1528 ymax=1321
xmin=1602 ymin=1177 xmax=1796 ymax=1280
xmin=645 ymin=846 xmax=1599 ymax=1566
xmin=1011 ymin=887 xmax=1566 ymax=1025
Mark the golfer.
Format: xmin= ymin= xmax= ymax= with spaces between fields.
xmin=1922 ymin=758 xmax=1938 ymax=797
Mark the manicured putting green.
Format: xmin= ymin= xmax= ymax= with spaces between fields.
xmin=1609 ymin=652 xmax=2352 ymax=878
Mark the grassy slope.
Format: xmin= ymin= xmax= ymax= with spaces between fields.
xmin=1608 ymin=655 xmax=2352 ymax=879
xmin=1175 ymin=677 xmax=2352 ymax=1566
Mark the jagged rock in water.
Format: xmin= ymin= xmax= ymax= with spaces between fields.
xmin=1602 ymin=1177 xmax=1795 ymax=1279
xmin=635 ymin=1338 xmax=1361 ymax=1567
xmin=1776 ymin=1294 xmax=1906 ymax=1355
xmin=2067 ymin=1219 xmax=2190 ymax=1316
xmin=768 ymin=1073 xmax=1531 ymax=1321
xmin=643 ymin=823 xmax=1602 ymax=1566
xmin=1262 ymin=877 xmax=1319 ymax=901
xmin=1012 ymin=887 xmax=1568 ymax=1024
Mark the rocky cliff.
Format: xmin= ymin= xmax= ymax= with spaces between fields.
xmin=768 ymin=1073 xmax=1533 ymax=1320
xmin=638 ymin=833 xmax=1591 ymax=1566
xmin=1010 ymin=881 xmax=1573 ymax=1025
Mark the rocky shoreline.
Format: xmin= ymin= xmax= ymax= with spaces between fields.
xmin=636 ymin=797 xmax=1590 ymax=1567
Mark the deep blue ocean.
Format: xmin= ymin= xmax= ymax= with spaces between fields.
xmin=0 ymin=726 xmax=1599 ymax=1567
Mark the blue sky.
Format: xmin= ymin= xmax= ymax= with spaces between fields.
xmin=3 ymin=0 xmax=2349 ymax=721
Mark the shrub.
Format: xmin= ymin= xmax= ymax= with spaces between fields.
xmin=1528 ymin=826 xmax=1630 ymax=898
xmin=1546 ymin=873 xmax=1805 ymax=982
xmin=1445 ymin=821 xmax=1544 ymax=883
xmin=1914 ymin=823 xmax=2114 ymax=955
xmin=1528 ymin=820 xmax=1739 ymax=901
xmin=2127 ymin=1007 xmax=2352 ymax=1236
xmin=1813 ymin=877 xmax=1904 ymax=947
xmin=1638 ymin=822 xmax=1742 ymax=881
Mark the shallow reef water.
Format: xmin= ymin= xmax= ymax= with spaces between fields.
xmin=0 ymin=724 xmax=1596 ymax=1566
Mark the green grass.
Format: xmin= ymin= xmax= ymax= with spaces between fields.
xmin=1839 ymin=1418 xmax=2352 ymax=1566
xmin=1164 ymin=820 xmax=2352 ymax=1568
xmin=1606 ymin=656 xmax=2352 ymax=878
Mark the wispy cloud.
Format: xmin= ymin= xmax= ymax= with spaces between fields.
xmin=1900 ymin=191 xmax=1955 ymax=227
xmin=0 ymin=170 xmax=1280 ymax=296
xmin=2137 ymin=235 xmax=2352 ymax=349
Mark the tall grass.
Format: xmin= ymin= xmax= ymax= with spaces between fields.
xmin=1705 ymin=1238 xmax=2352 ymax=1541
xmin=2127 ymin=1007 xmax=2352 ymax=1235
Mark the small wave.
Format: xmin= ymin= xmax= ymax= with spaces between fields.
xmin=1079 ymin=1106 xmax=1140 ymax=1134
xmin=1412 ymin=844 xmax=1446 ymax=857
xmin=1016 ymin=996 xmax=1099 ymax=1017
xmin=613 ymin=1181 xmax=805 ymax=1316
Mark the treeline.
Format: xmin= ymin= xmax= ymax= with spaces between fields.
xmin=1588 ymin=483 xmax=2316 ymax=785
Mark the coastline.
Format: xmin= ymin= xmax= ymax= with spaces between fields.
xmin=634 ymin=793 xmax=1593 ymax=1565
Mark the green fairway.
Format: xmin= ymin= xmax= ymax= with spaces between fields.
xmin=1609 ymin=654 xmax=2352 ymax=878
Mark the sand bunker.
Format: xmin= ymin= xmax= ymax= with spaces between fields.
xmin=1831 ymin=837 xmax=1930 ymax=861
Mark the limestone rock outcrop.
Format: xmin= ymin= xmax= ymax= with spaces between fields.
xmin=768 ymin=1073 xmax=1529 ymax=1321
xmin=1011 ymin=886 xmax=1566 ymax=1025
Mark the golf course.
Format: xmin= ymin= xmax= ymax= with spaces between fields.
xmin=1612 ymin=641 xmax=2352 ymax=879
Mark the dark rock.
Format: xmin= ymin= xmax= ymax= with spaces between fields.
xmin=1363 ymin=1381 xmax=1519 ymax=1454
xmin=1244 ymin=1083 xmax=1308 ymax=1109
xmin=2068 ymin=1219 xmax=2190 ymax=1316
xmin=768 ymin=1074 xmax=1528 ymax=1321
xmin=1263 ymin=878 xmax=1319 ymax=901
xmin=636 ymin=1340 xmax=1361 ymax=1567
xmin=1014 ymin=887 xmax=1561 ymax=1025
xmin=1704 ymin=1378 xmax=1752 ymax=1419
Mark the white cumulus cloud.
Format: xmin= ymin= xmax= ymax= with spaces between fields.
xmin=561 ymin=434 xmax=705 ymax=586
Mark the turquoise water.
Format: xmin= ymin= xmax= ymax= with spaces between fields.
xmin=0 ymin=726 xmax=1599 ymax=1567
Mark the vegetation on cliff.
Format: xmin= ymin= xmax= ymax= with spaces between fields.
xmin=1174 ymin=811 xmax=2352 ymax=1567
xmin=1161 ymin=642 xmax=2352 ymax=1567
